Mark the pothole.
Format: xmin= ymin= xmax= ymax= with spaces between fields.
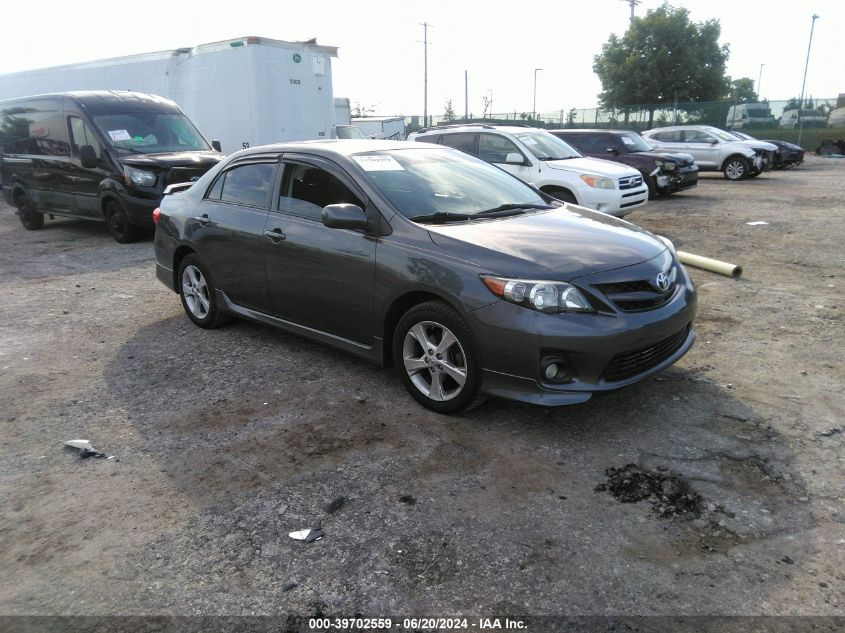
xmin=595 ymin=463 xmax=706 ymax=520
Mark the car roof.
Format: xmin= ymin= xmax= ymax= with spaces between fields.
xmin=0 ymin=90 xmax=183 ymax=114
xmin=417 ymin=124 xmax=545 ymax=135
xmin=234 ymin=139 xmax=440 ymax=158
xmin=551 ymin=129 xmax=639 ymax=135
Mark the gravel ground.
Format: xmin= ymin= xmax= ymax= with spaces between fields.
xmin=1 ymin=158 xmax=843 ymax=625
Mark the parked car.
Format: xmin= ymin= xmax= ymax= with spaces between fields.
xmin=550 ymin=129 xmax=699 ymax=198
xmin=0 ymin=91 xmax=224 ymax=242
xmin=410 ymin=124 xmax=648 ymax=217
xmin=725 ymin=103 xmax=776 ymax=129
xmin=780 ymin=109 xmax=827 ymax=129
xmin=729 ymin=131 xmax=804 ymax=169
xmin=154 ymin=140 xmax=696 ymax=413
xmin=642 ymin=125 xmax=769 ymax=181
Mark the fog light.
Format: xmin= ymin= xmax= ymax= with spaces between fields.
xmin=540 ymin=355 xmax=571 ymax=384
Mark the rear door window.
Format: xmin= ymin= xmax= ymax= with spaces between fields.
xmin=205 ymin=162 xmax=276 ymax=208
xmin=437 ymin=133 xmax=476 ymax=155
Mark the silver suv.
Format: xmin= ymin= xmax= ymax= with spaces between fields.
xmin=642 ymin=125 xmax=770 ymax=181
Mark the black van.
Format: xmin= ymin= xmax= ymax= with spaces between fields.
xmin=0 ymin=91 xmax=224 ymax=242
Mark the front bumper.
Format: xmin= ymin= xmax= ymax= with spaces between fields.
xmin=468 ymin=260 xmax=697 ymax=406
xmin=656 ymin=164 xmax=699 ymax=194
xmin=579 ymin=184 xmax=649 ymax=217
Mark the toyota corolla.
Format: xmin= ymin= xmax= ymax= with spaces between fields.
xmin=153 ymin=140 xmax=696 ymax=413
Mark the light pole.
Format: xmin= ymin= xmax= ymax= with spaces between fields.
xmin=797 ymin=14 xmax=819 ymax=146
xmin=533 ymin=68 xmax=542 ymax=121
xmin=757 ymin=63 xmax=764 ymax=99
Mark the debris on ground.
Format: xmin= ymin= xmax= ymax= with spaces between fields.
xmin=289 ymin=521 xmax=324 ymax=543
xmin=324 ymin=496 xmax=346 ymax=514
xmin=818 ymin=427 xmax=842 ymax=438
xmin=746 ymin=221 xmax=769 ymax=226
xmin=399 ymin=495 xmax=417 ymax=505
xmin=63 ymin=439 xmax=114 ymax=460
xmin=282 ymin=582 xmax=298 ymax=592
xmin=595 ymin=463 xmax=705 ymax=519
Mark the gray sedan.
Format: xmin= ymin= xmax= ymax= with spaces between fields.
xmin=153 ymin=140 xmax=696 ymax=413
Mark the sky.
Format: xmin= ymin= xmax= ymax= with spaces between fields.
xmin=0 ymin=0 xmax=841 ymax=117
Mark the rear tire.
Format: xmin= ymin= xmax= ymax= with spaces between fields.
xmin=106 ymin=200 xmax=139 ymax=243
xmin=545 ymin=188 xmax=577 ymax=204
xmin=723 ymin=156 xmax=749 ymax=181
xmin=16 ymin=193 xmax=44 ymax=230
xmin=392 ymin=301 xmax=483 ymax=414
xmin=178 ymin=254 xmax=232 ymax=329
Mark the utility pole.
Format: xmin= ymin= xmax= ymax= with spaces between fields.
xmin=464 ymin=70 xmax=468 ymax=120
xmin=421 ymin=22 xmax=432 ymax=127
xmin=533 ymin=68 xmax=542 ymax=120
xmin=621 ymin=0 xmax=640 ymax=23
xmin=797 ymin=14 xmax=819 ymax=146
xmin=757 ymin=63 xmax=765 ymax=99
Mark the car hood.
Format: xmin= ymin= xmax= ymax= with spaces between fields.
xmin=543 ymin=156 xmax=639 ymax=178
xmin=119 ymin=151 xmax=224 ymax=169
xmin=425 ymin=206 xmax=666 ymax=280
xmin=632 ymin=150 xmax=696 ymax=165
xmin=736 ymin=140 xmax=778 ymax=152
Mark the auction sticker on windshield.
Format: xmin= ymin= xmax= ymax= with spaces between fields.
xmin=107 ymin=129 xmax=132 ymax=142
xmin=352 ymin=155 xmax=405 ymax=171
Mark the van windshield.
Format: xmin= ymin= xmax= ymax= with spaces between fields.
xmin=93 ymin=112 xmax=211 ymax=155
xmin=746 ymin=105 xmax=772 ymax=117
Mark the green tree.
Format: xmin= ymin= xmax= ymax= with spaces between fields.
xmin=729 ymin=77 xmax=758 ymax=103
xmin=443 ymin=99 xmax=456 ymax=122
xmin=593 ymin=2 xmax=730 ymax=127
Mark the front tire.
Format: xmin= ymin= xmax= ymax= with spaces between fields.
xmin=723 ymin=156 xmax=749 ymax=181
xmin=178 ymin=254 xmax=232 ymax=329
xmin=16 ymin=193 xmax=44 ymax=230
xmin=106 ymin=200 xmax=139 ymax=243
xmin=545 ymin=188 xmax=577 ymax=204
xmin=392 ymin=301 xmax=483 ymax=414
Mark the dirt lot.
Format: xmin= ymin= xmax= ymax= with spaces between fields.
xmin=1 ymin=159 xmax=843 ymax=626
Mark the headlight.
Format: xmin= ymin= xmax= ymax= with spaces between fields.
xmin=481 ymin=276 xmax=594 ymax=313
xmin=579 ymin=175 xmax=615 ymax=189
xmin=123 ymin=166 xmax=157 ymax=187
xmin=654 ymin=159 xmax=676 ymax=172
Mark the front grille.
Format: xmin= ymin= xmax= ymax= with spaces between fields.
xmin=602 ymin=325 xmax=690 ymax=382
xmin=595 ymin=276 xmax=675 ymax=311
xmin=166 ymin=167 xmax=210 ymax=186
xmin=618 ymin=175 xmax=643 ymax=190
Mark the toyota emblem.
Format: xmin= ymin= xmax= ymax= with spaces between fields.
xmin=655 ymin=271 xmax=671 ymax=292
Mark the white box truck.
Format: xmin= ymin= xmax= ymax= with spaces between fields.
xmin=0 ymin=36 xmax=339 ymax=152
xmin=352 ymin=116 xmax=406 ymax=140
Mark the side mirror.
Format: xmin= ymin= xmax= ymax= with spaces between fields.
xmin=322 ymin=203 xmax=368 ymax=230
xmin=605 ymin=147 xmax=619 ymax=155
xmin=211 ymin=139 xmax=222 ymax=152
xmin=505 ymin=152 xmax=525 ymax=165
xmin=79 ymin=145 xmax=98 ymax=169
xmin=708 ymin=138 xmax=718 ymax=144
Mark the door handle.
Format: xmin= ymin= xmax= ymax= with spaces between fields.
xmin=264 ymin=228 xmax=286 ymax=242
xmin=192 ymin=213 xmax=215 ymax=227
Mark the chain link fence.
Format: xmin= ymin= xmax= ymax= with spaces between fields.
xmin=406 ymin=97 xmax=845 ymax=149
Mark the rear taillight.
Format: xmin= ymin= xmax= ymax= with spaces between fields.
xmin=152 ymin=207 xmax=162 ymax=224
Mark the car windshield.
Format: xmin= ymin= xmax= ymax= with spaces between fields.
xmin=708 ymin=128 xmax=743 ymax=142
xmin=354 ymin=148 xmax=552 ymax=221
xmin=336 ymin=125 xmax=367 ymax=139
xmin=93 ymin=112 xmax=210 ymax=154
xmin=618 ymin=133 xmax=654 ymax=152
xmin=746 ymin=106 xmax=773 ymax=117
xmin=513 ymin=131 xmax=581 ymax=160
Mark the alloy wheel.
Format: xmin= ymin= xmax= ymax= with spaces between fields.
xmin=182 ymin=265 xmax=211 ymax=319
xmin=402 ymin=320 xmax=467 ymax=402
xmin=725 ymin=160 xmax=745 ymax=180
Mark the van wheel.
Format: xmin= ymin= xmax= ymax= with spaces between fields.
xmin=723 ymin=156 xmax=749 ymax=181
xmin=545 ymin=188 xmax=577 ymax=204
xmin=16 ymin=193 xmax=44 ymax=230
xmin=392 ymin=301 xmax=484 ymax=414
xmin=106 ymin=201 xmax=139 ymax=243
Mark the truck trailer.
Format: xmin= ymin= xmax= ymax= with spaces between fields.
xmin=0 ymin=36 xmax=339 ymax=153
xmin=351 ymin=116 xmax=406 ymax=141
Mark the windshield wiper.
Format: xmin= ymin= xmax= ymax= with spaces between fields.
xmin=476 ymin=203 xmax=554 ymax=216
xmin=410 ymin=212 xmax=473 ymax=224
